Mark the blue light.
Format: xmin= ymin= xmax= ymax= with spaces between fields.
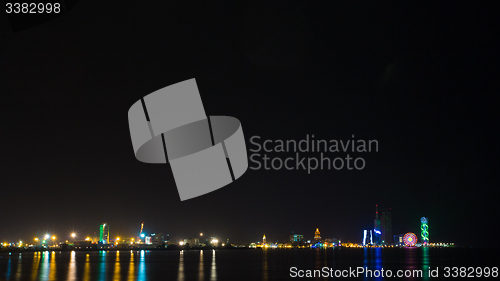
xmin=374 ymin=229 xmax=381 ymax=235
xmin=140 ymin=233 xmax=145 ymax=238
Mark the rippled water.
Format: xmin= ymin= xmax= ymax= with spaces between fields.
xmin=0 ymin=248 xmax=498 ymax=280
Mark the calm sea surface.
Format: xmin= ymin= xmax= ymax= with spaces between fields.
xmin=0 ymin=248 xmax=498 ymax=280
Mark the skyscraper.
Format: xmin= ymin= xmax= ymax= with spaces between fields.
xmin=99 ymin=223 xmax=109 ymax=244
xmin=380 ymin=208 xmax=393 ymax=245
xmin=363 ymin=230 xmax=374 ymax=246
xmin=373 ymin=205 xmax=381 ymax=245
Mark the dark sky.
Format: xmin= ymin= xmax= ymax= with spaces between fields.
xmin=0 ymin=1 xmax=498 ymax=247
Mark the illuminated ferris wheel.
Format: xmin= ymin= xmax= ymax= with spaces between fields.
xmin=403 ymin=232 xmax=417 ymax=247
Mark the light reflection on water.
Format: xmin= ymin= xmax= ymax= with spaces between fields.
xmin=31 ymin=252 xmax=40 ymax=281
xmin=98 ymin=250 xmax=106 ymax=281
xmin=422 ymin=247 xmax=430 ymax=281
xmin=262 ymin=249 xmax=268 ymax=281
xmin=0 ymin=248 xmax=495 ymax=280
xmin=138 ymin=250 xmax=146 ymax=281
xmin=38 ymin=252 xmax=49 ymax=281
xmin=198 ymin=250 xmax=204 ymax=281
xmin=177 ymin=250 xmax=184 ymax=281
xmin=83 ymin=253 xmax=90 ymax=281
xmin=127 ymin=251 xmax=134 ymax=281
xmin=362 ymin=248 xmax=384 ymax=281
xmin=210 ymin=250 xmax=216 ymax=281
xmin=67 ymin=251 xmax=76 ymax=281
xmin=112 ymin=251 xmax=120 ymax=281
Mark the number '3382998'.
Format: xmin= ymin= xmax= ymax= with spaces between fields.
xmin=6 ymin=3 xmax=60 ymax=14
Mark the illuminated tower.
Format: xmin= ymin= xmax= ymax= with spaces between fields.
xmin=262 ymin=234 xmax=266 ymax=244
xmin=421 ymin=217 xmax=429 ymax=246
xmin=373 ymin=205 xmax=381 ymax=245
xmin=99 ymin=223 xmax=109 ymax=244
xmin=314 ymin=228 xmax=321 ymax=241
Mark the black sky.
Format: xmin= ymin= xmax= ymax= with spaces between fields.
xmin=0 ymin=1 xmax=498 ymax=247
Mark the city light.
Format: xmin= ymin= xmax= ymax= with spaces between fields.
xmin=0 ymin=210 xmax=446 ymax=251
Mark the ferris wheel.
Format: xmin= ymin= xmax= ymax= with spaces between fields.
xmin=403 ymin=232 xmax=417 ymax=247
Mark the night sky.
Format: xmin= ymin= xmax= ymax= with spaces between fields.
xmin=0 ymin=2 xmax=498 ymax=247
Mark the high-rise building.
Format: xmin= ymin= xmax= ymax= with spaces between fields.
xmin=380 ymin=208 xmax=393 ymax=245
xmin=99 ymin=223 xmax=109 ymax=244
xmin=289 ymin=231 xmax=304 ymax=242
xmin=262 ymin=234 xmax=266 ymax=244
xmin=155 ymin=233 xmax=169 ymax=244
xmin=314 ymin=228 xmax=321 ymax=241
xmin=373 ymin=205 xmax=381 ymax=245
xmin=362 ymin=230 xmax=374 ymax=246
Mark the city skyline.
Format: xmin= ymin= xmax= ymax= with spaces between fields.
xmin=1 ymin=206 xmax=444 ymax=247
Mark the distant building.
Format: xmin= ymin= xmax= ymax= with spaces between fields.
xmin=363 ymin=230 xmax=374 ymax=246
xmin=373 ymin=205 xmax=381 ymax=245
xmin=314 ymin=228 xmax=321 ymax=241
xmin=99 ymin=223 xmax=109 ymax=244
xmin=74 ymin=240 xmax=96 ymax=250
xmin=184 ymin=238 xmax=200 ymax=247
xmin=380 ymin=208 xmax=393 ymax=245
xmin=393 ymin=234 xmax=404 ymax=246
xmin=153 ymin=233 xmax=169 ymax=245
xmin=262 ymin=234 xmax=266 ymax=244
xmin=324 ymin=238 xmax=339 ymax=246
xmin=91 ymin=232 xmax=98 ymax=244
xmin=289 ymin=231 xmax=304 ymax=242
